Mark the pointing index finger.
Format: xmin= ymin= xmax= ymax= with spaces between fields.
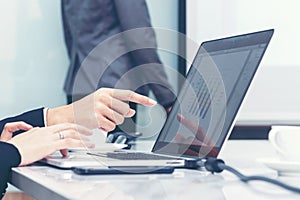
xmin=111 ymin=89 xmax=157 ymax=106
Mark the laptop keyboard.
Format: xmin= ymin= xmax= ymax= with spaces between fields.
xmin=94 ymin=152 xmax=177 ymax=160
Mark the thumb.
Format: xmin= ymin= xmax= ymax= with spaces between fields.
xmin=0 ymin=122 xmax=33 ymax=142
xmin=0 ymin=131 xmax=13 ymax=142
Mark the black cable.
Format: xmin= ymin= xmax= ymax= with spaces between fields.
xmin=199 ymin=157 xmax=300 ymax=194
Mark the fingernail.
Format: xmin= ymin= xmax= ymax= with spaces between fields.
xmin=125 ymin=109 xmax=135 ymax=117
xmin=115 ymin=135 xmax=127 ymax=144
xmin=177 ymin=114 xmax=184 ymax=122
xmin=106 ymin=134 xmax=115 ymax=143
xmin=148 ymin=99 xmax=157 ymax=105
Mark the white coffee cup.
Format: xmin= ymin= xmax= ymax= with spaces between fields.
xmin=269 ymin=126 xmax=300 ymax=162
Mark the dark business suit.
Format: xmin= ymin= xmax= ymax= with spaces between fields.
xmin=61 ymin=0 xmax=176 ymax=108
xmin=0 ymin=108 xmax=44 ymax=198
xmin=0 ymin=108 xmax=45 ymax=133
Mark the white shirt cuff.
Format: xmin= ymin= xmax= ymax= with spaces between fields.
xmin=43 ymin=108 xmax=49 ymax=127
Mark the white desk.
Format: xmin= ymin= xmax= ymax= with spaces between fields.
xmin=10 ymin=140 xmax=300 ymax=200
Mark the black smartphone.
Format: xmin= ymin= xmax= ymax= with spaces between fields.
xmin=72 ymin=166 xmax=174 ymax=175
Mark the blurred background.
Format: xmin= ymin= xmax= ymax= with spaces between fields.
xmin=0 ymin=0 xmax=180 ymax=141
xmin=1 ymin=0 xmax=300 ymax=139
xmin=0 ymin=0 xmax=179 ymax=117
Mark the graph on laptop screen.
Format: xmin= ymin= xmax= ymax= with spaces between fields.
xmin=153 ymin=30 xmax=273 ymax=158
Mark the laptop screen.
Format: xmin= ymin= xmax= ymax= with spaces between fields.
xmin=152 ymin=29 xmax=274 ymax=158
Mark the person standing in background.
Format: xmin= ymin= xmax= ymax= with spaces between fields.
xmin=61 ymin=0 xmax=176 ymax=137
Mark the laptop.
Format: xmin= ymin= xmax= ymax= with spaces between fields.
xmin=42 ymin=29 xmax=274 ymax=169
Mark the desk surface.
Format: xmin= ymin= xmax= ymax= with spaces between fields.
xmin=11 ymin=140 xmax=300 ymax=200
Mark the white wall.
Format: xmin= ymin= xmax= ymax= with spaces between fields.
xmin=187 ymin=0 xmax=300 ymax=125
xmin=0 ymin=0 xmax=68 ymax=119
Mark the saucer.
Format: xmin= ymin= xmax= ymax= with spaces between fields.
xmin=257 ymin=157 xmax=300 ymax=176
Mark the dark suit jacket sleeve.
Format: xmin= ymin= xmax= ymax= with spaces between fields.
xmin=0 ymin=108 xmax=44 ymax=197
xmin=0 ymin=142 xmax=21 ymax=199
xmin=113 ymin=0 xmax=176 ymax=107
xmin=0 ymin=108 xmax=45 ymax=135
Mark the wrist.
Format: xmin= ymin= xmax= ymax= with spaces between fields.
xmin=47 ymin=104 xmax=74 ymax=126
